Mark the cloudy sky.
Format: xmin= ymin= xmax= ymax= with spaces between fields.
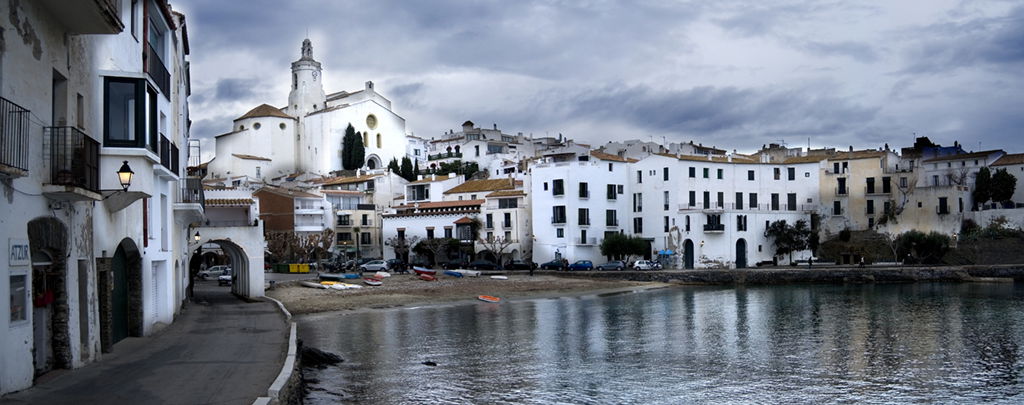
xmin=171 ymin=0 xmax=1023 ymax=159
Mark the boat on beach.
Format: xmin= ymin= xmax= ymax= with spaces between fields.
xmin=364 ymin=278 xmax=383 ymax=286
xmin=490 ymin=275 xmax=508 ymax=280
xmin=478 ymin=295 xmax=501 ymax=303
xmin=451 ymin=270 xmax=481 ymax=277
xmin=300 ymin=281 xmax=328 ymax=289
xmin=413 ymin=266 xmax=436 ymax=276
xmin=318 ymin=272 xmax=359 ymax=281
xmin=419 ymin=274 xmax=436 ymax=281
xmin=443 ymin=270 xmax=464 ymax=278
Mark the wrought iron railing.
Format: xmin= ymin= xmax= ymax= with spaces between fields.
xmin=145 ymin=44 xmax=171 ymax=96
xmin=428 ymin=151 xmax=462 ymax=161
xmin=170 ymin=143 xmax=179 ymax=176
xmin=180 ymin=177 xmax=205 ymax=207
xmin=703 ymin=224 xmax=725 ymax=232
xmin=46 ymin=127 xmax=99 ymax=191
xmin=159 ymin=135 xmax=171 ymax=169
xmin=0 ymin=96 xmax=30 ymax=174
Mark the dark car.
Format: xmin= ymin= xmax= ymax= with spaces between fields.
xmin=568 ymin=260 xmax=594 ymax=271
xmin=596 ymin=260 xmax=626 ymax=271
xmin=505 ymin=260 xmax=533 ymax=270
xmin=442 ymin=260 xmax=469 ymax=270
xmin=539 ymin=260 xmax=566 ymax=270
xmin=468 ymin=259 xmax=499 ymax=270
xmin=386 ymin=259 xmax=407 ymax=272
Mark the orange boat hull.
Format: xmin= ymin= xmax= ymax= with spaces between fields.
xmin=478 ymin=295 xmax=500 ymax=303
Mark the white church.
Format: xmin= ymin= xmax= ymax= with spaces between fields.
xmin=208 ymin=39 xmax=409 ymax=181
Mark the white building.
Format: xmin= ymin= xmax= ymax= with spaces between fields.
xmin=0 ymin=0 xmax=203 ymax=394
xmin=208 ymin=39 xmax=410 ymax=179
xmin=318 ymin=170 xmax=409 ymax=258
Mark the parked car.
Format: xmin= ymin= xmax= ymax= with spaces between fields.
xmin=596 ymin=260 xmax=626 ymax=271
xmin=386 ymin=259 xmax=407 ymax=272
xmin=217 ymin=269 xmax=232 ymax=286
xmin=442 ymin=260 xmax=469 ymax=270
xmin=467 ymin=259 xmax=498 ymax=270
xmin=539 ymin=260 xmax=566 ymax=270
xmin=359 ymin=260 xmax=389 ymax=272
xmin=568 ymin=260 xmax=594 ymax=271
xmin=198 ymin=265 xmax=230 ymax=280
xmin=505 ymin=260 xmax=533 ymax=270
xmin=632 ymin=260 xmax=661 ymax=270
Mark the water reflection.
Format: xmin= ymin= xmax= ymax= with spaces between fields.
xmin=299 ymin=283 xmax=1024 ymax=404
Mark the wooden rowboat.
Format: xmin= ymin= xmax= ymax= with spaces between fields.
xmin=419 ymin=274 xmax=436 ymax=281
xmin=363 ymin=278 xmax=382 ymax=286
xmin=478 ymin=295 xmax=500 ymax=303
xmin=443 ymin=270 xmax=464 ymax=278
xmin=413 ymin=266 xmax=436 ymax=276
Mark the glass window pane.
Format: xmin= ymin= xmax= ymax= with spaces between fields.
xmin=107 ymin=80 xmax=137 ymax=142
xmin=10 ymin=274 xmax=27 ymax=322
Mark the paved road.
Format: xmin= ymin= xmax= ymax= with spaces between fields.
xmin=1 ymin=282 xmax=288 ymax=405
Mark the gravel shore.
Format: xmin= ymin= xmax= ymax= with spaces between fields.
xmin=267 ymin=273 xmax=663 ymax=315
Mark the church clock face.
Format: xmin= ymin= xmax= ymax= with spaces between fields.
xmin=366 ymin=114 xmax=378 ymax=129
xmin=312 ymin=71 xmax=319 ymax=81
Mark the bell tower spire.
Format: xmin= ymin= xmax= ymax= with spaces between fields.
xmin=288 ymin=38 xmax=326 ymax=117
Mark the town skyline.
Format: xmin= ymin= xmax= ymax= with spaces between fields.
xmin=174 ymin=0 xmax=1024 ymax=160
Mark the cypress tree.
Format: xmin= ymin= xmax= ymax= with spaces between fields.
xmin=387 ymin=158 xmax=400 ymax=174
xmin=341 ymin=124 xmax=358 ymax=170
xmin=400 ymin=156 xmax=415 ymax=181
xmin=351 ymin=131 xmax=366 ymax=169
xmin=413 ymin=159 xmax=420 ymax=178
xmin=973 ymin=167 xmax=991 ymax=207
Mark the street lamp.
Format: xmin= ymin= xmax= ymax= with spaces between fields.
xmin=194 ymin=231 xmax=201 ymax=242
xmin=117 ymin=160 xmax=134 ymax=192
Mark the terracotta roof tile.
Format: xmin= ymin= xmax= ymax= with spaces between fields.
xmin=443 ymin=178 xmax=515 ymax=194
xmin=922 ymin=150 xmax=1004 ymax=163
xmin=394 ymin=199 xmax=484 ymax=210
xmin=780 ymin=155 xmax=829 ymax=164
xmin=990 ymin=153 xmax=1024 ymax=166
xmin=454 ymin=216 xmax=475 ymax=224
xmin=205 ymin=198 xmax=254 ymax=206
xmin=590 ymin=150 xmax=638 ymax=163
xmin=827 ymin=150 xmax=890 ymax=161
xmin=255 ymin=186 xmax=322 ymax=199
xmin=235 ymin=104 xmax=294 ymax=121
xmin=486 ymin=190 xmax=526 ymax=197
xmin=410 ymin=175 xmax=458 ymax=184
xmin=317 ymin=174 xmax=381 ymax=186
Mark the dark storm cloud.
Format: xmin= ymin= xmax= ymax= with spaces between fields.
xmin=901 ymin=6 xmax=1024 ymax=73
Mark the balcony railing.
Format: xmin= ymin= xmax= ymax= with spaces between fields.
xmin=606 ymin=219 xmax=619 ymax=227
xmin=578 ymin=218 xmax=590 ymax=226
xmin=864 ymin=186 xmax=889 ymax=195
xmin=428 ymin=151 xmax=462 ymax=160
xmin=46 ymin=127 xmax=99 ymax=191
xmin=357 ymin=203 xmax=376 ymax=210
xmin=171 ymin=142 xmax=179 ymax=176
xmin=159 ymin=135 xmax=171 ymax=170
xmin=703 ymin=224 xmax=725 ymax=232
xmin=0 ymin=96 xmax=30 ymax=175
xmin=574 ymin=237 xmax=597 ymax=245
xmin=551 ymin=216 xmax=566 ymax=224
xmin=180 ymin=177 xmax=205 ymax=207
xmin=202 ymin=219 xmax=258 ymax=227
xmin=835 ymin=187 xmax=848 ymax=196
xmin=936 ymin=206 xmax=950 ymax=216
xmin=679 ymin=203 xmax=817 ymax=212
xmin=144 ymin=44 xmax=171 ymax=96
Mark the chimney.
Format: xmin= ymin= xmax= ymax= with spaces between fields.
xmin=417 ymin=174 xmax=424 ymax=180
xmin=493 ymin=123 xmax=498 ymax=130
xmin=365 ymin=81 xmax=374 ymax=91
xmin=448 ymin=172 xmax=457 ymax=179
xmin=431 ymin=174 xmax=436 ymax=181
xmin=727 ymin=155 xmax=733 ymax=162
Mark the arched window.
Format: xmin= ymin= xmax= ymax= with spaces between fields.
xmin=376 ymin=133 xmax=382 ymax=148
xmin=455 ymin=145 xmax=461 ymax=153
xmin=362 ymin=132 xmax=368 ymax=146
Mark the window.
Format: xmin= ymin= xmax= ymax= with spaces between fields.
xmin=498 ymin=198 xmax=518 ymax=208
xmin=607 ymin=184 xmax=617 ymax=200
xmin=717 ymin=192 xmax=724 ymax=208
xmin=787 ymin=193 xmax=796 ymax=211
xmin=663 ymin=167 xmax=669 ymax=181
xmin=664 ymin=191 xmax=670 ymax=210
xmin=130 ymin=0 xmax=139 ymax=39
xmin=444 ymin=227 xmax=453 ymax=238
xmin=959 ymin=197 xmax=964 ymax=212
xmin=703 ymin=168 xmax=709 ymax=178
xmin=9 ymin=274 xmax=27 ymax=322
xmin=338 ymin=232 xmax=352 ymax=242
xmin=543 ymin=182 xmax=548 ymax=191
xmin=337 ymin=214 xmax=351 ymax=225
xmin=580 ymin=230 xmax=587 ymax=243
xmin=426 ymin=228 xmax=435 ymax=239
xmin=866 ymin=177 xmax=876 ymax=194
xmin=866 ymin=200 xmax=875 ymax=215
xmin=749 ymin=193 xmax=758 ymax=209
xmin=475 ymin=145 xmax=480 ymax=156
xmin=900 ymin=177 xmax=908 ymax=188
xmin=578 ymin=208 xmax=590 ymax=225
xmin=552 ymin=206 xmax=566 ymax=223
xmin=579 ymin=182 xmax=589 ymax=198
xmin=637 ymin=170 xmax=643 ymax=183
xmin=255 ymin=166 xmax=261 ymax=178
xmin=933 ymin=175 xmax=940 ymax=186
xmin=556 ymin=228 xmax=564 ymax=238
xmin=104 ymin=77 xmax=146 ymax=147
xmin=552 ymin=179 xmax=564 ymax=196
xmin=735 ymin=192 xmax=743 ymax=210
xmin=833 ymin=201 xmax=842 ymax=216
xmin=833 ymin=162 xmax=840 ymax=174
xmin=703 ymin=191 xmax=710 ymax=209
xmin=771 ymin=193 xmax=780 ymax=210
xmin=773 ymin=168 xmax=781 ymax=180
xmin=787 ymin=167 xmax=795 ymax=181
xmin=633 ymin=193 xmax=643 ymax=212
xmin=606 ymin=210 xmax=617 ymax=226
xmin=486 ymin=214 xmax=493 ymax=228
xmin=685 ymin=216 xmax=691 ymax=232
xmin=689 ymin=167 xmax=696 ymax=178
xmin=502 ymin=212 xmax=512 ymax=228
xmin=617 ymin=185 xmax=624 ymax=194
xmin=717 ymin=169 xmax=723 ymax=179
xmin=361 ymin=233 xmax=371 ymax=245
xmin=505 ymin=231 xmax=512 ymax=240
xmin=837 ymin=178 xmax=847 ymax=195
xmin=737 ymin=215 xmax=747 ymax=231
xmin=938 ymin=197 xmax=949 ymax=215
xmin=608 ymin=163 xmax=613 ymax=172
xmin=486 ymin=232 xmax=494 ymax=241
xmin=633 ymin=217 xmax=643 ymax=233
xmin=747 ymin=170 xmax=755 ymax=181
xmin=376 ymin=133 xmax=382 ymax=148
xmin=688 ymin=191 xmax=696 ymax=207
xmin=883 ymin=201 xmax=891 ymax=215
xmin=868 ymin=217 xmax=875 ymax=228
xmin=882 ymin=177 xmax=892 ymax=194
xmin=664 ymin=216 xmax=670 ymax=232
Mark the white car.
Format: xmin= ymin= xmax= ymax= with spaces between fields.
xmin=217 ymin=269 xmax=233 ymax=286
xmin=198 ymin=265 xmax=231 ymax=280
xmin=359 ymin=260 xmax=389 ymax=272
xmin=632 ymin=260 xmax=661 ymax=270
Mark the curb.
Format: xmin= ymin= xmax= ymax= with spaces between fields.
xmin=254 ymin=296 xmax=297 ymax=405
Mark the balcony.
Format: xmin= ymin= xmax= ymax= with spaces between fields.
xmin=574 ymin=237 xmax=597 ymax=246
xmin=201 ymin=219 xmax=259 ymax=227
xmin=39 ymin=0 xmax=123 ymax=34
xmin=145 ymin=44 xmax=171 ymax=96
xmin=864 ymin=186 xmax=888 ymax=196
xmin=551 ymin=216 xmax=566 ymax=224
xmin=578 ymin=218 xmax=591 ymax=226
xmin=703 ymin=224 xmax=725 ymax=233
xmin=936 ymin=206 xmax=950 ymax=216
xmin=154 ymin=135 xmax=178 ymax=179
xmin=835 ymin=187 xmax=848 ymax=196
xmin=428 ymin=151 xmax=462 ymax=161
xmin=606 ymin=219 xmax=619 ymax=227
xmin=173 ymin=177 xmax=205 ymax=224
xmin=43 ymin=127 xmax=100 ymax=201
xmin=0 ymin=97 xmax=30 ymax=177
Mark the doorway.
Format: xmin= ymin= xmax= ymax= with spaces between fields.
xmin=736 ymin=239 xmax=747 ymax=269
xmin=683 ymin=239 xmax=694 ymax=269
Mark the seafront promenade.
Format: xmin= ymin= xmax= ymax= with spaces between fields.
xmin=0 ymin=283 xmax=289 ymax=405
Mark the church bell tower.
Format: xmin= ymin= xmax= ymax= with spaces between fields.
xmin=288 ymin=39 xmax=326 ymax=118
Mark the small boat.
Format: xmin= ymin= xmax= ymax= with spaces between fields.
xmin=478 ymin=295 xmax=501 ymax=303
xmin=330 ymin=283 xmax=363 ymax=290
xmin=419 ymin=274 xmax=436 ymax=281
xmin=319 ymin=281 xmax=339 ymax=286
xmin=374 ymin=271 xmax=391 ymax=278
xmin=443 ymin=270 xmax=464 ymax=278
xmin=451 ymin=270 xmax=481 ymax=277
xmin=490 ymin=275 xmax=508 ymax=280
xmin=363 ymin=278 xmax=382 ymax=286
xmin=300 ymin=281 xmax=328 ymax=289
xmin=413 ymin=266 xmax=436 ymax=276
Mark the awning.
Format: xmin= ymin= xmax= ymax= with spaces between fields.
xmin=658 ymin=249 xmax=674 ymax=255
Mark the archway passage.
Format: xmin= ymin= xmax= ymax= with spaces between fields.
xmin=190 ymin=239 xmax=255 ymax=298
xmin=27 ymin=217 xmax=70 ymax=375
xmin=736 ymin=239 xmax=747 ymax=269
xmin=684 ymin=239 xmax=695 ymax=269
xmin=104 ymin=238 xmax=142 ymax=351
xmin=365 ymin=155 xmax=381 ymax=170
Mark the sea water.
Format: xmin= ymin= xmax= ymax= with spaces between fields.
xmin=298 ymin=283 xmax=1024 ymax=404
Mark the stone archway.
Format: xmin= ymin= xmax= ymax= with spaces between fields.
xmin=101 ymin=238 xmax=143 ymax=352
xmin=365 ymin=155 xmax=381 ymax=170
xmin=26 ymin=217 xmax=71 ymax=374
xmin=191 ymin=236 xmax=263 ymax=298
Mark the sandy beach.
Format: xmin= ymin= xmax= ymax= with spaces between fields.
xmin=267 ymin=273 xmax=665 ymax=315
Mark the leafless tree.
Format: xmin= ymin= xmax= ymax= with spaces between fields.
xmin=387 ymin=235 xmax=421 ymax=264
xmin=477 ymin=235 xmax=515 ymax=267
